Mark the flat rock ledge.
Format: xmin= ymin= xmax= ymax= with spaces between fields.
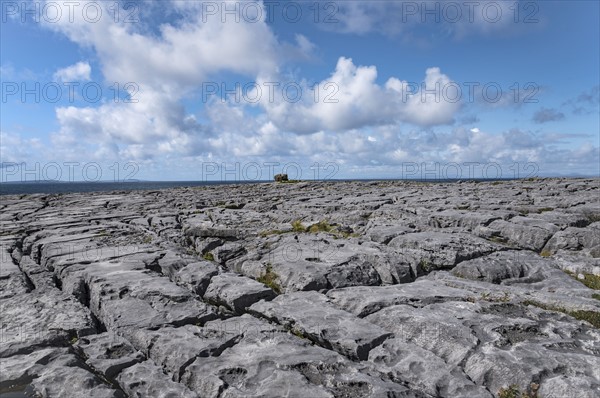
xmin=1 ymin=178 xmax=599 ymax=397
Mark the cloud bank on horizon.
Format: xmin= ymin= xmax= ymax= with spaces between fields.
xmin=1 ymin=0 xmax=599 ymax=180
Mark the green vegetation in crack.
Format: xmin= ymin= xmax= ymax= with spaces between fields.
xmin=498 ymin=383 xmax=539 ymax=398
xmin=259 ymin=229 xmax=286 ymax=237
xmin=291 ymin=219 xmax=305 ymax=233
xmin=564 ymin=270 xmax=600 ymax=290
xmin=257 ymin=263 xmax=281 ymax=294
xmin=418 ymin=259 xmax=432 ymax=273
xmin=289 ymin=219 xmax=359 ymax=238
xmin=536 ymin=207 xmax=554 ymax=213
xmin=523 ymin=300 xmax=600 ymax=328
xmin=203 ymin=252 xmax=215 ymax=261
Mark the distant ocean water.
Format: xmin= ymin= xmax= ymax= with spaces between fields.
xmin=0 ymin=178 xmax=523 ymax=196
xmin=0 ymin=180 xmax=271 ymax=196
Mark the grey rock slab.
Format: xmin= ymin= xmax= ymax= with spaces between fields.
xmin=204 ymin=273 xmax=276 ymax=313
xmin=98 ymin=294 xmax=217 ymax=331
xmin=183 ymin=218 xmax=239 ymax=239
xmin=388 ymin=231 xmax=503 ymax=273
xmin=116 ymin=360 xmax=199 ymax=398
xmin=174 ymin=260 xmax=219 ymax=296
xmin=365 ymin=303 xmax=480 ymax=366
xmin=249 ymin=291 xmax=392 ymax=360
xmin=369 ymin=338 xmax=492 ymax=397
xmin=484 ymin=217 xmax=560 ymax=251
xmin=537 ymin=375 xmax=600 ymax=398
xmin=0 ymin=347 xmax=66 ymax=391
xmin=194 ymin=237 xmax=224 ymax=255
xmin=528 ymin=210 xmax=591 ymax=228
xmin=19 ymin=255 xmax=56 ymax=292
xmin=251 ymin=255 xmax=330 ymax=293
xmin=58 ymin=259 xmax=218 ymax=330
xmin=553 ymin=251 xmax=600 ymax=276
xmin=254 ymin=234 xmax=406 ymax=291
xmin=181 ymin=332 xmax=418 ymax=398
xmin=428 ymin=209 xmax=501 ymax=230
xmin=543 ymin=226 xmax=600 ymax=254
xmin=0 ymin=244 xmax=31 ymax=299
xmin=326 ymin=279 xmax=477 ymax=317
xmin=154 ymin=250 xmax=192 ymax=279
xmin=30 ymin=351 xmax=125 ymax=398
xmin=463 ymin=342 xmax=600 ymax=396
xmin=212 ymin=242 xmax=247 ymax=265
xmin=3 ymin=178 xmax=600 ymax=396
xmin=0 ymin=291 xmax=96 ymax=358
xmin=128 ymin=324 xmax=242 ymax=381
xmin=76 ymin=332 xmax=144 ymax=379
xmin=451 ymin=250 xmax=549 ymax=284
xmin=366 ymin=225 xmax=414 ymax=244
xmin=45 ymin=242 xmax=157 ymax=272
xmin=0 ymin=272 xmax=31 ymax=299
xmin=202 ymin=313 xmax=286 ymax=344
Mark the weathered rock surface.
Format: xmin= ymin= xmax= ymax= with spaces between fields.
xmin=1 ymin=178 xmax=599 ymax=397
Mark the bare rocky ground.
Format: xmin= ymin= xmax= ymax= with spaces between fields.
xmin=1 ymin=178 xmax=599 ymax=398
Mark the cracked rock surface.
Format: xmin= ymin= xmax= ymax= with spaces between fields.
xmin=1 ymin=178 xmax=599 ymax=397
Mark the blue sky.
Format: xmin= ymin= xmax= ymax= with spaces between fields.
xmin=1 ymin=0 xmax=598 ymax=181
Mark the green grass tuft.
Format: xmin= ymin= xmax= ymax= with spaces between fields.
xmin=203 ymin=252 xmax=214 ymax=261
xmin=307 ymin=220 xmax=334 ymax=234
xmin=418 ymin=259 xmax=432 ymax=272
xmin=257 ymin=263 xmax=281 ymax=294
xmin=291 ymin=219 xmax=306 ymax=233
xmin=523 ymin=300 xmax=600 ymax=328
xmin=498 ymin=383 xmax=539 ymax=398
xmin=564 ymin=271 xmax=600 ymax=290
xmin=536 ymin=207 xmax=554 ymax=213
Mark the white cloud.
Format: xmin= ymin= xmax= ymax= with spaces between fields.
xmin=258 ymin=58 xmax=460 ymax=134
xmin=5 ymin=0 xmax=591 ymax=179
xmin=295 ymin=34 xmax=316 ymax=57
xmin=39 ymin=0 xmax=284 ymax=162
xmin=327 ymin=1 xmax=542 ymax=41
xmin=0 ymin=131 xmax=43 ymax=164
xmin=53 ymin=61 xmax=91 ymax=82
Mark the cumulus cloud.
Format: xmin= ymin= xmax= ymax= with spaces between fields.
xmin=256 ymin=58 xmax=460 ymax=134
xmin=0 ymin=131 xmax=43 ymax=164
xmin=39 ymin=0 xmax=283 ymax=161
xmin=324 ymin=1 xmax=542 ymax=41
xmin=532 ymin=107 xmax=565 ymax=123
xmin=53 ymin=62 xmax=91 ymax=82
xmin=7 ymin=0 xmax=593 ymax=179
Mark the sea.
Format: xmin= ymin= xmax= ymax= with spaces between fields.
xmin=0 ymin=178 xmax=524 ymax=196
xmin=0 ymin=180 xmax=272 ymax=196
